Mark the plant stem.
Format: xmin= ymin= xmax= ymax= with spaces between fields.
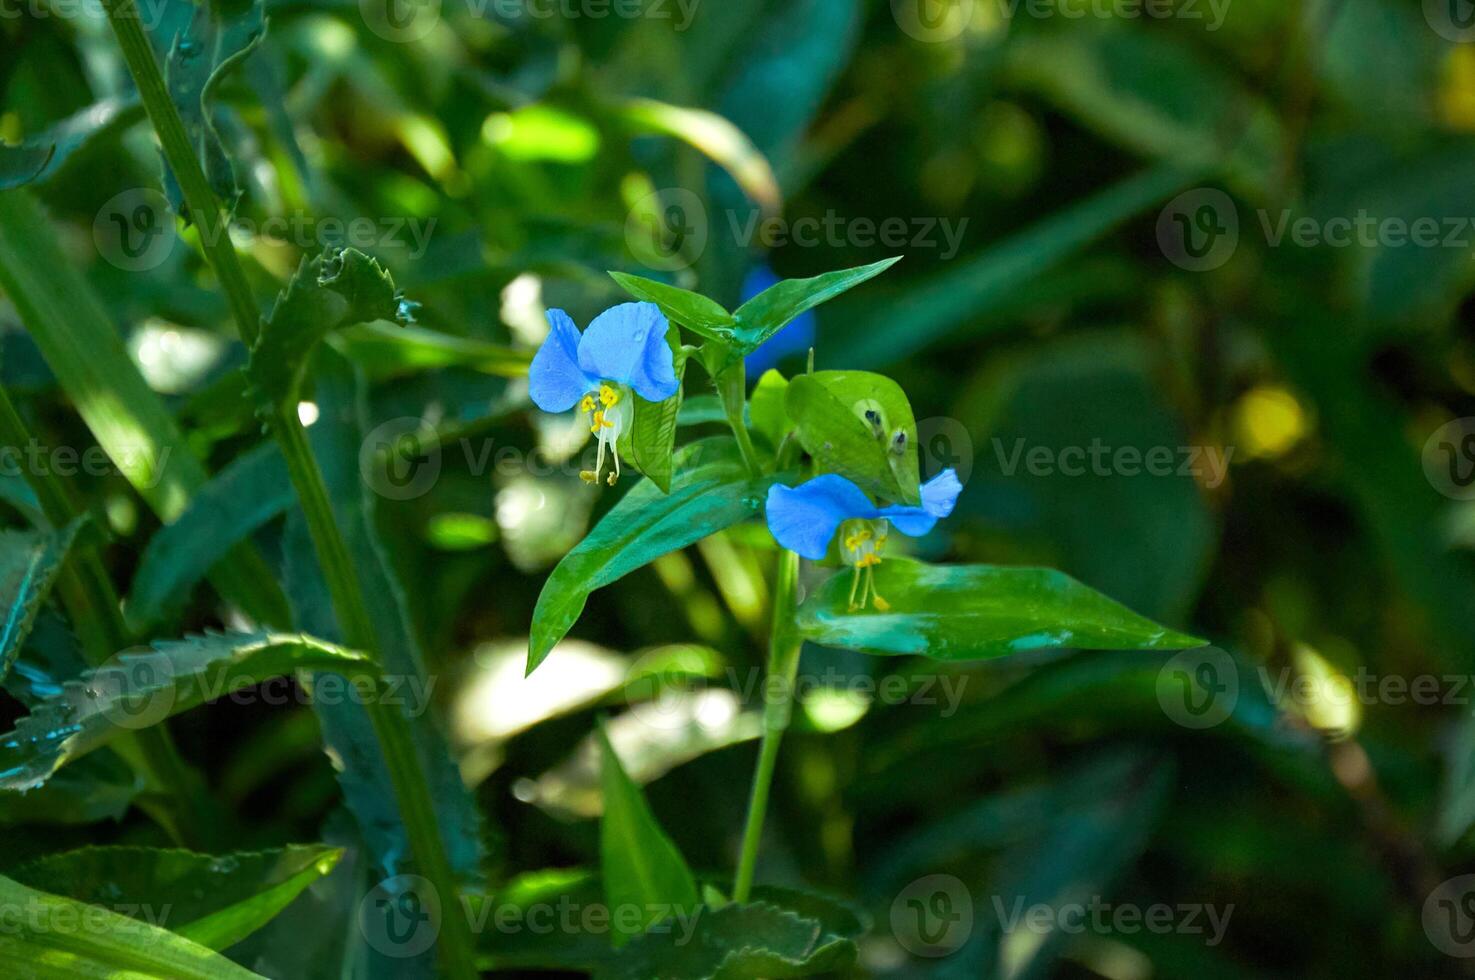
xmin=717 ymin=359 xmax=763 ymax=478
xmin=0 ymin=384 xmax=217 ymax=848
xmin=95 ymin=7 xmax=479 ymax=972
xmin=733 ymin=548 xmax=802 ymax=902
xmin=100 ymin=0 xmax=261 ymax=345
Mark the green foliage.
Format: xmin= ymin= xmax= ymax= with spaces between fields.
xmin=0 ymin=521 xmax=81 ymax=681
xmin=10 ymin=844 xmax=343 ymax=951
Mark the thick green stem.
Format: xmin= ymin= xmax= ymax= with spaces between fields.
xmin=717 ymin=359 xmax=763 ymax=478
xmin=733 ymin=548 xmax=802 ymax=902
xmin=94 ymin=5 xmax=478 ymax=971
xmin=0 ymin=384 xmax=217 ymax=848
xmin=100 ymin=0 xmax=260 ymax=345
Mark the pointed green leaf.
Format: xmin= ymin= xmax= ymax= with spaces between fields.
xmin=0 ymin=872 xmax=263 ymax=979
xmin=795 ymin=559 xmax=1206 ymax=660
xmin=786 ymin=370 xmax=919 ymax=504
xmin=0 ymin=630 xmax=373 ymax=791
xmin=333 ymin=321 xmax=530 ymax=379
xmin=607 ymin=272 xmax=736 ymax=343
xmin=0 ymin=522 xmax=82 ymax=683
xmin=127 ymin=442 xmax=293 ymax=632
xmin=528 ymin=438 xmax=783 ymax=674
xmin=597 ymin=720 xmax=699 ymax=947
xmin=731 ymin=257 xmax=899 ymax=353
xmin=618 ymin=325 xmax=688 ymax=493
xmin=247 ymin=248 xmax=405 ymax=413
xmin=10 ymin=844 xmax=343 ymax=952
xmin=596 ymin=897 xmax=860 ymax=979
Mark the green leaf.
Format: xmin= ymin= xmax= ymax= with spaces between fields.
xmin=785 ymin=370 xmax=919 ymax=504
xmin=618 ymin=325 xmax=688 ymax=493
xmin=333 ymin=321 xmax=530 ymax=380
xmin=730 ymin=257 xmax=898 ymax=353
xmin=748 ymin=369 xmax=791 ymax=450
xmin=126 ymin=442 xmax=292 ymax=632
xmin=0 ymin=188 xmax=289 ymax=627
xmin=248 ymin=248 xmax=406 ymax=413
xmin=597 ymin=720 xmax=700 ymax=947
xmin=619 ymin=98 xmax=781 ymax=215
xmin=795 ymin=559 xmax=1206 ymax=659
xmin=596 ymin=898 xmax=860 ymax=979
xmin=0 ymin=872 xmax=263 ymax=979
xmin=9 ymin=844 xmax=343 ymax=952
xmin=0 ymin=521 xmax=82 ymax=683
xmin=0 ymin=97 xmax=145 ymax=190
xmin=528 ymin=438 xmax=781 ymax=674
xmin=607 ymin=271 xmax=737 ymax=343
xmin=0 ymin=630 xmax=373 ymax=791
xmin=162 ymin=0 xmax=267 ymax=217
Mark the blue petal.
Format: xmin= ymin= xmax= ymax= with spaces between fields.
xmin=576 ymin=302 xmax=678 ymax=402
xmin=879 ymin=470 xmax=962 ymax=538
xmin=921 ymin=468 xmax=962 ymax=518
xmin=765 ymin=473 xmax=878 ymax=559
xmin=742 ymin=265 xmax=816 ymax=376
xmin=529 ymin=309 xmax=595 ymax=412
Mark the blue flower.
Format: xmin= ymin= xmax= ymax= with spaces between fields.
xmin=765 ymin=469 xmax=963 ymax=609
xmin=529 ymin=302 xmax=678 ymax=485
xmin=742 ymin=265 xmax=816 ymax=376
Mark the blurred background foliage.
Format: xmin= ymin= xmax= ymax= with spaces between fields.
xmin=5 ymin=0 xmax=1475 ymax=976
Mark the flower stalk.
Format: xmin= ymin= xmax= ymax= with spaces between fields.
xmin=733 ymin=547 xmax=802 ymax=902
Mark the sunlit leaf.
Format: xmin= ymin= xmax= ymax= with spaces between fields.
xmin=607 ymin=272 xmax=737 ymax=343
xmin=528 ymin=438 xmax=782 ymax=674
xmin=731 ymin=257 xmax=898 ymax=354
xmin=0 ymin=872 xmax=262 ymax=978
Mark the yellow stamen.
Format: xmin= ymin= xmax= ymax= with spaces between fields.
xmin=579 ymin=393 xmax=596 ymax=413
xmin=599 ymin=384 xmax=619 ymax=407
